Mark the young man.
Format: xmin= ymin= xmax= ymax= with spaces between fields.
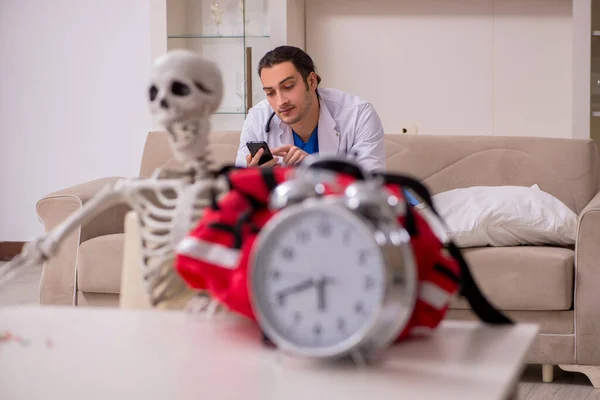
xmin=234 ymin=45 xmax=386 ymax=172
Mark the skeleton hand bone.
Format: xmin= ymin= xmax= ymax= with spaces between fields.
xmin=0 ymin=237 xmax=55 ymax=287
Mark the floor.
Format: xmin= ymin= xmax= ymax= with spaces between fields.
xmin=1 ymin=262 xmax=599 ymax=399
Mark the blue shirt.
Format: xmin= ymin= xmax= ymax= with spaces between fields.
xmin=293 ymin=126 xmax=319 ymax=154
xmin=293 ymin=125 xmax=417 ymax=206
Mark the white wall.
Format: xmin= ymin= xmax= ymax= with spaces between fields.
xmin=306 ymin=0 xmax=573 ymax=138
xmin=0 ymin=0 xmax=154 ymax=241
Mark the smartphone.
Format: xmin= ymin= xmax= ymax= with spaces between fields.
xmin=246 ymin=141 xmax=274 ymax=166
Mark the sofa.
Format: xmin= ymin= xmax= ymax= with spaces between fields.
xmin=37 ymin=130 xmax=600 ymax=385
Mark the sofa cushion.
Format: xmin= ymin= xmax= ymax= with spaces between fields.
xmin=384 ymin=134 xmax=599 ymax=214
xmin=427 ymin=184 xmax=577 ymax=248
xmin=450 ymin=246 xmax=574 ymax=311
xmin=77 ymin=291 xmax=120 ymax=307
xmin=77 ymin=233 xmax=124 ymax=294
xmin=447 ymin=309 xmax=574 ymax=335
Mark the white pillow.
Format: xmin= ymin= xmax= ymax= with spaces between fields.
xmin=417 ymin=185 xmax=577 ymax=248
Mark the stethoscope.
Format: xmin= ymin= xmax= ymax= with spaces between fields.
xmin=265 ymin=111 xmax=276 ymax=134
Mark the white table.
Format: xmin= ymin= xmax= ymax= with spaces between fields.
xmin=0 ymin=305 xmax=538 ymax=400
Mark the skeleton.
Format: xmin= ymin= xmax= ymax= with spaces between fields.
xmin=0 ymin=49 xmax=227 ymax=310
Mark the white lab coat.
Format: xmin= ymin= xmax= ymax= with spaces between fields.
xmin=234 ymin=88 xmax=386 ymax=172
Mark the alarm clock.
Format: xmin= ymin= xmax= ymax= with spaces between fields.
xmin=249 ymin=164 xmax=418 ymax=361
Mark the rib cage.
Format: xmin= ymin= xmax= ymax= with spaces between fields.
xmin=120 ymin=177 xmax=216 ymax=308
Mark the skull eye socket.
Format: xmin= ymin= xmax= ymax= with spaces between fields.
xmin=171 ymin=81 xmax=191 ymax=96
xmin=149 ymin=85 xmax=158 ymax=101
xmin=194 ymin=81 xmax=213 ymax=95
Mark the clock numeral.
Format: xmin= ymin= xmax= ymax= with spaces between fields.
xmin=281 ymin=247 xmax=294 ymax=261
xmin=293 ymin=311 xmax=302 ymax=323
xmin=358 ymin=250 xmax=369 ymax=265
xmin=365 ymin=276 xmax=374 ymax=290
xmin=276 ymin=294 xmax=286 ymax=307
xmin=270 ymin=269 xmax=281 ymax=280
xmin=342 ymin=229 xmax=352 ymax=245
xmin=337 ymin=317 xmax=346 ymax=332
xmin=297 ymin=230 xmax=310 ymax=244
xmin=313 ymin=322 xmax=323 ymax=336
xmin=317 ymin=222 xmax=332 ymax=237
xmin=354 ymin=301 xmax=365 ymax=315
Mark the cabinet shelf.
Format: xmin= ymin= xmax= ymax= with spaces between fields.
xmin=168 ymin=35 xmax=270 ymax=39
xmin=216 ymin=106 xmax=246 ymax=115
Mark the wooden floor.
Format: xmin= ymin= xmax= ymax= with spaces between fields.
xmin=1 ymin=263 xmax=600 ymax=399
xmin=518 ymin=364 xmax=600 ymax=399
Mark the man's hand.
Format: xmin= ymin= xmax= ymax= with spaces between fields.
xmin=272 ymin=144 xmax=309 ymax=166
xmin=245 ymin=148 xmax=279 ymax=168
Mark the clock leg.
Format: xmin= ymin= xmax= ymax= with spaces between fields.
xmin=261 ymin=331 xmax=276 ymax=347
xmin=351 ymin=350 xmax=369 ymax=367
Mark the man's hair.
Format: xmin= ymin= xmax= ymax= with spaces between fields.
xmin=258 ymin=45 xmax=322 ymax=88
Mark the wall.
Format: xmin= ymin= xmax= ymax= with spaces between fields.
xmin=306 ymin=0 xmax=573 ymax=138
xmin=574 ymin=0 xmax=591 ymax=140
xmin=0 ymin=0 xmax=154 ymax=241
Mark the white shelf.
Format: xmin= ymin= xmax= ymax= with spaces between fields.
xmin=168 ymin=35 xmax=270 ymax=39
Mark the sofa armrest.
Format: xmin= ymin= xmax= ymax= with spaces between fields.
xmin=36 ymin=177 xmax=131 ymax=305
xmin=575 ymin=190 xmax=600 ymax=364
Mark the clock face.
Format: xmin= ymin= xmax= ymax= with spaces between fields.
xmin=250 ymin=204 xmax=386 ymax=356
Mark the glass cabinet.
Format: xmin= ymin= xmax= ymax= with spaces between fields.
xmin=153 ymin=0 xmax=305 ymax=131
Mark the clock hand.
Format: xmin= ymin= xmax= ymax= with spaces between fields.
xmin=316 ymin=277 xmax=326 ymax=312
xmin=275 ymin=278 xmax=315 ymax=303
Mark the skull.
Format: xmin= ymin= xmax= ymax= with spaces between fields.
xmin=148 ymin=49 xmax=224 ymax=165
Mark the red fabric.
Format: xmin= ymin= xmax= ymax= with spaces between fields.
xmin=174 ymin=166 xmax=461 ymax=341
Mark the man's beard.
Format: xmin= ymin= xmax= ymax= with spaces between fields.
xmin=282 ymin=91 xmax=313 ymax=125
